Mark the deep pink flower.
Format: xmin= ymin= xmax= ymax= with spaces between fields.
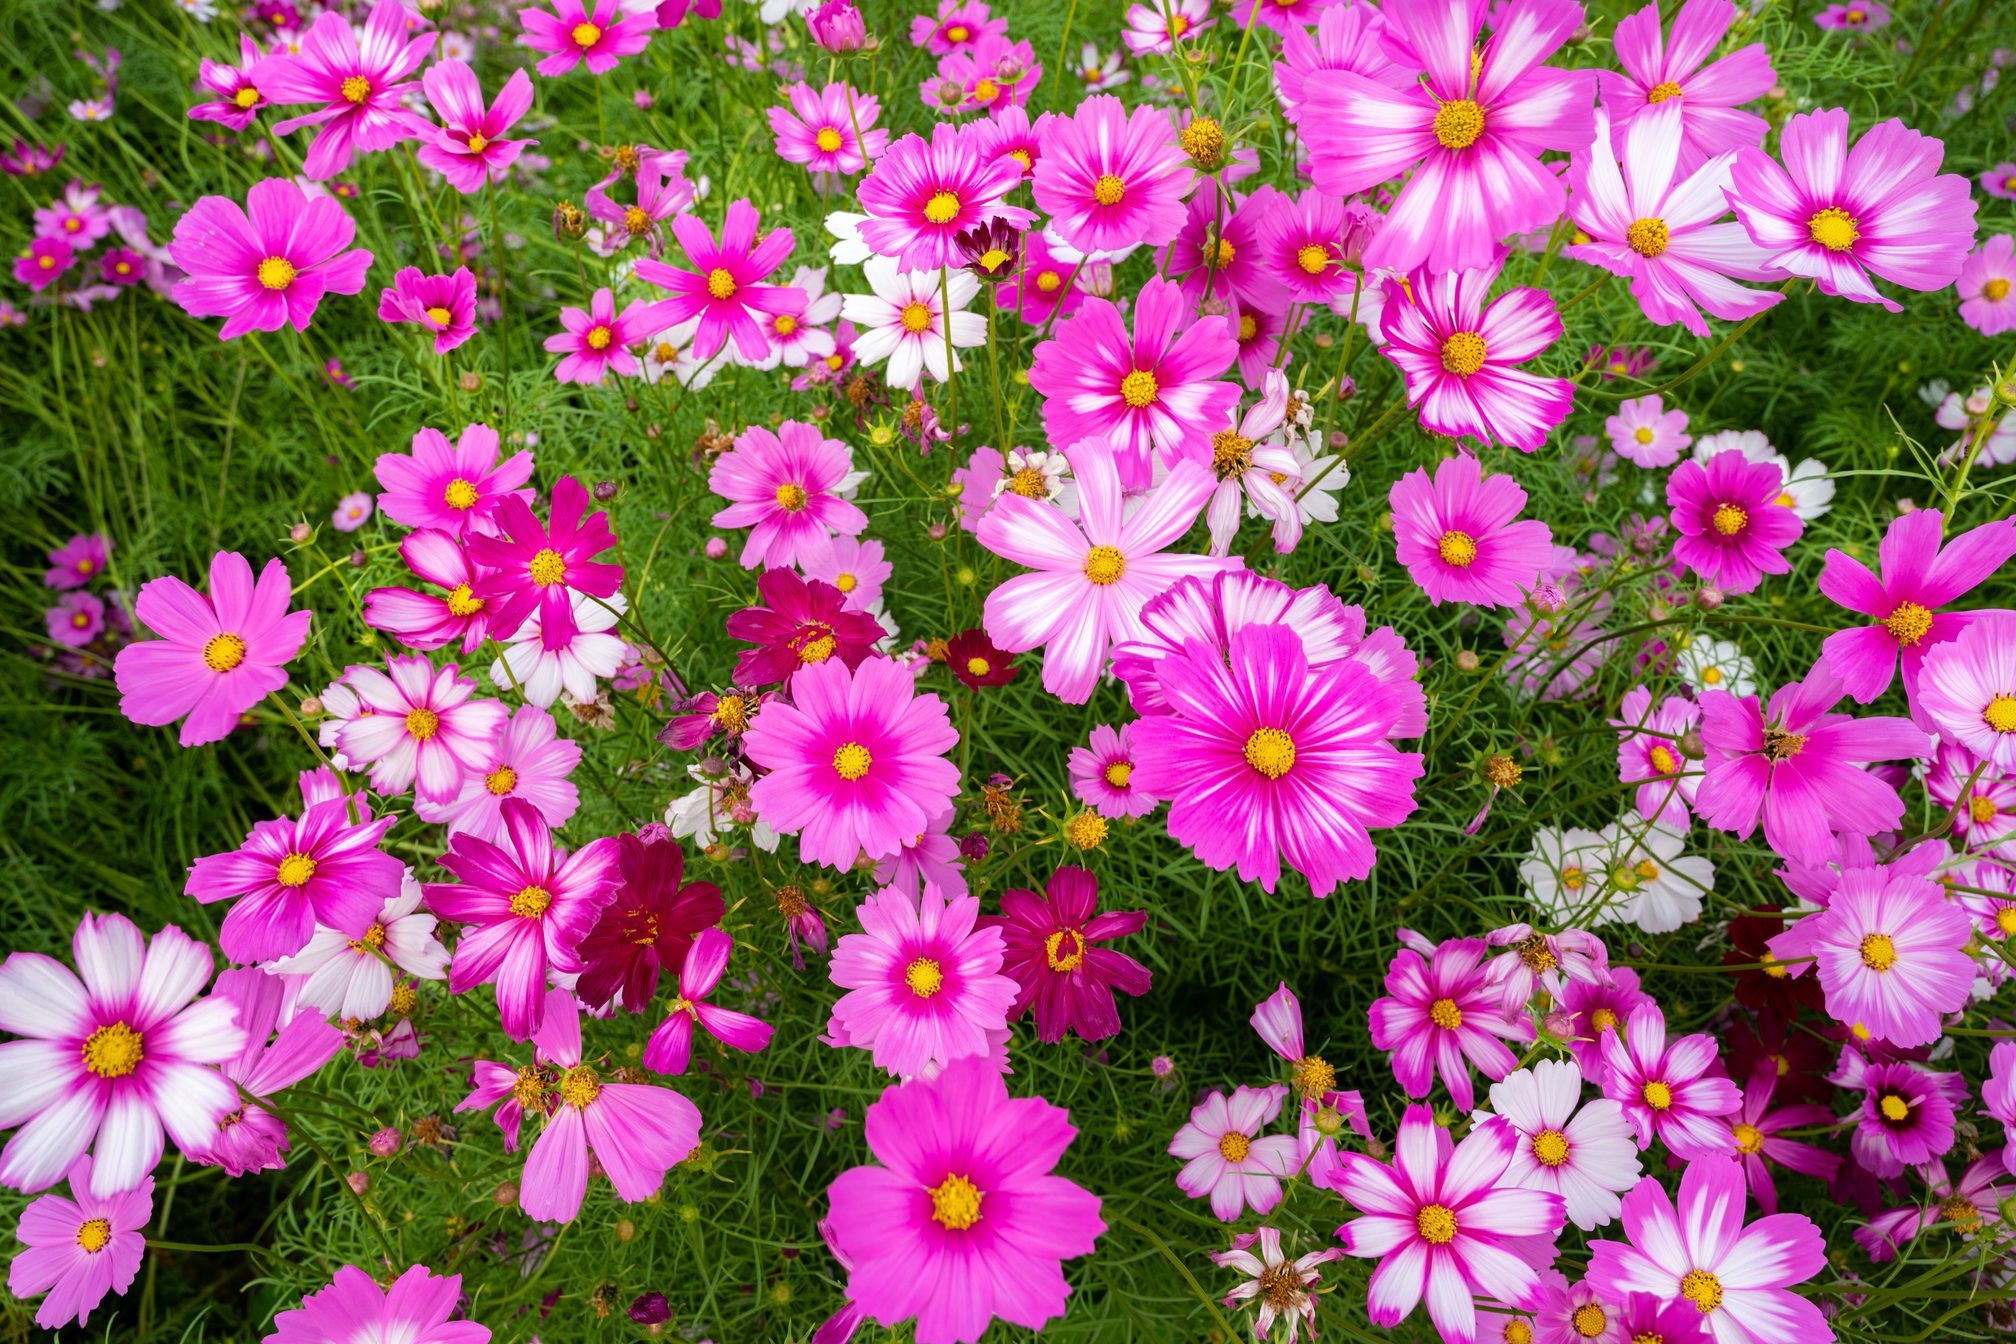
xmin=335 ymin=655 xmax=508 ymax=803
xmin=186 ymin=791 xmax=400 ymax=964
xmin=363 ymin=528 xmax=490 ymax=654
xmin=709 ymin=419 xmax=868 ymax=570
xmin=191 ymin=34 xmax=268 ymax=131
xmin=1848 ymin=1060 xmax=1958 ymax=1177
xmin=426 ymin=799 xmax=617 ymax=1039
xmin=825 ymin=1058 xmax=1103 ymax=1344
xmin=982 ymin=866 xmax=1150 ymax=1043
xmin=265 ymin=1264 xmax=490 ymax=1344
xmin=826 ymin=884 xmax=1016 ymax=1076
xmin=1332 ymin=1105 xmax=1565 ymax=1344
xmin=0 ymin=914 xmax=243 ymax=1197
xmin=908 ymin=0 xmax=1006 ymax=55
xmin=543 ymin=285 xmax=670 ymax=383
xmin=1855 ymin=1153 xmax=2010 ymax=1263
xmin=1273 ymin=3 xmax=1400 ymax=125
xmin=414 ymin=704 xmax=581 ymax=843
xmin=1665 ymin=448 xmax=1802 ymax=593
xmin=725 ymin=567 xmax=886 ymax=687
xmin=574 ymin=826 xmax=725 ymax=1012
xmin=997 ymin=227 xmax=1084 ymax=326
xmin=1986 ymin=1042 xmax=2016 ymax=1172
xmin=1390 ymin=453 xmax=1555 ymax=606
xmin=1170 ymin=1085 xmax=1298 ymax=1221
xmin=1611 ymin=684 xmax=1702 ymax=827
xmin=44 ymin=533 xmax=108 ymax=590
xmin=253 ymin=0 xmax=434 ymax=180
xmin=1556 ymin=967 xmax=1654 ymax=1083
xmin=1728 ymin=107 xmax=1977 ymax=312
xmin=1031 ymin=93 xmax=1192 ymax=254
xmin=584 ymin=155 xmax=694 ymax=256
xmin=744 ymin=654 xmax=960 ymax=867
xmin=643 ymin=929 xmax=773 ymax=1072
xmin=1595 ymin=0 xmax=1774 ymax=168
xmin=378 ymin=265 xmax=477 ymax=353
xmin=856 ymin=121 xmax=1030 ymax=270
xmin=169 ymin=178 xmax=372 ymax=339
xmin=1259 ymin=185 xmax=1361 ymax=306
xmin=1599 ymin=1005 xmax=1741 ymax=1158
xmin=1301 ymin=0 xmax=1595 ymax=273
xmin=1067 ymin=722 xmax=1158 ymax=818
xmin=7 ymin=1156 xmax=149 ymax=1330
xmin=465 ymin=476 xmax=624 ymax=650
xmin=635 ymin=199 xmax=800 ymax=361
xmin=520 ymin=0 xmax=656 ymax=77
xmin=374 ymin=421 xmax=534 ymax=537
xmin=45 ymin=592 xmax=104 ymax=648
xmin=769 ymin=82 xmax=887 ymax=176
xmin=1367 ymin=937 xmax=1530 ymax=1111
xmin=14 ymin=237 xmax=73 ymax=291
xmin=1030 ymin=277 xmax=1241 ymax=489
xmin=194 ymin=969 xmax=344 ymax=1175
xmin=416 ymin=61 xmax=536 ymax=194
xmin=114 ymin=550 xmax=311 ymax=747
xmin=1170 ymin=182 xmax=1287 ymax=315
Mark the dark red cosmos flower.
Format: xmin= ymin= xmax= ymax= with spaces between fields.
xmin=945 ymin=627 xmax=1018 ymax=688
xmin=981 ymin=866 xmax=1150 ymax=1043
xmin=465 ymin=476 xmax=623 ymax=650
xmin=725 ymin=568 xmax=885 ymax=687
xmin=1724 ymin=1009 xmax=1834 ymax=1108
xmin=1724 ymin=907 xmax=1823 ymax=1021
xmin=574 ymin=825 xmax=725 ymax=1011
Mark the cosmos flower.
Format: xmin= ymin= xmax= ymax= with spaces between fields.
xmin=1595 ymin=0 xmax=1774 ymax=168
xmin=6 ymin=1155 xmax=150 ymax=1330
xmin=1599 ymin=1005 xmax=1740 ymax=1158
xmin=1379 ymin=264 xmax=1575 ymax=452
xmin=725 ymin=568 xmax=886 ymax=687
xmin=1209 ymin=1226 xmax=1344 ymax=1344
xmin=840 ymin=256 xmax=985 ymax=389
xmin=1032 ymin=93 xmax=1192 ymax=254
xmin=265 ymin=1264 xmax=491 ymax=1344
xmin=1957 ymin=233 xmax=2016 ymax=336
xmin=1170 ymin=1085 xmax=1299 ymax=1221
xmin=519 ymin=0 xmax=656 ymax=77
xmin=373 ymin=422 xmax=534 ymax=537
xmin=335 ymin=656 xmax=507 ymax=803
xmin=1611 ymin=685 xmax=1702 ymax=828
xmin=997 ymin=227 xmax=1084 ymax=326
xmin=363 ymin=529 xmax=490 ymax=654
xmin=45 ymin=592 xmax=103 ymax=647
xmin=253 ymin=0 xmax=433 ymax=179
xmin=190 ymin=34 xmax=268 ymax=131
xmin=1368 ymin=936 xmax=1531 ymax=1111
xmin=642 ymin=929 xmax=773 ymax=1073
xmin=44 ymin=533 xmax=109 ymax=590
xmin=908 ymin=0 xmax=1006 ymax=56
xmin=416 ymin=61 xmax=537 ymax=194
xmin=466 ymin=476 xmax=624 ymax=652
xmin=709 ymin=420 xmax=868 ymax=572
xmin=1122 ymin=0 xmax=1213 ymax=57
xmin=1068 ymin=722 xmax=1157 ymax=818
xmin=984 ymin=866 xmax=1149 ymax=1044
xmin=803 ymin=535 xmax=891 ymax=613
xmin=1478 ymin=1059 xmax=1641 ymax=1231
xmin=1849 ymin=1060 xmax=1958 ymax=1178
xmin=267 ymin=878 xmax=450 ymax=1020
xmin=1855 ymin=1153 xmax=2012 ymax=1263
xmin=414 ymin=704 xmax=581 ymax=842
xmin=1665 ymin=448 xmax=1802 ymax=594
xmin=584 ymin=155 xmax=695 ymax=257
xmin=378 ymin=265 xmax=477 ymax=354
xmin=1916 ymin=615 xmax=2016 ymax=771
xmin=855 ymin=121 xmax=1029 ymax=271
xmin=1390 ymin=453 xmax=1555 ymax=607
xmin=574 ymin=825 xmax=725 ymax=1012
xmin=1605 ymin=394 xmax=1691 ymax=468
xmin=826 ymin=884 xmax=1016 ymax=1077
xmin=635 ymin=199 xmax=801 ymax=362
xmin=169 ymin=177 xmax=372 ymax=339
xmin=543 ymin=286 xmax=671 ymax=384
xmin=193 ymin=969 xmax=344 ymax=1176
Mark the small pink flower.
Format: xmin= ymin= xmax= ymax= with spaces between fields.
xmin=373 ymin=421 xmax=534 ymax=537
xmin=1369 ymin=936 xmax=1530 ymax=1111
xmin=363 ymin=528 xmax=490 ymax=654
xmin=769 ymin=82 xmax=887 ymax=176
xmin=1595 ymin=0 xmax=1775 ymax=169
xmin=520 ymin=0 xmax=656 ymax=77
xmin=7 ymin=1156 xmax=149 ymax=1330
xmin=44 ymin=533 xmax=109 ymax=590
xmin=1389 ymin=453 xmax=1554 ymax=607
xmin=1032 ymin=93 xmax=1192 ymax=254
xmin=169 ymin=178 xmax=372 ymax=339
xmin=1604 ymin=394 xmax=1690 ymax=468
xmin=331 ymin=490 xmax=373 ymax=532
xmin=45 ymin=592 xmax=104 ymax=648
xmin=416 ymin=61 xmax=537 ymax=194
xmin=266 ymin=1264 xmax=492 ymax=1344
xmin=191 ymin=35 xmax=269 ymax=130
xmin=1957 ymin=233 xmax=2016 ymax=337
xmin=465 ymin=475 xmax=625 ymax=650
xmin=414 ymin=703 xmax=581 ymax=843
xmin=543 ymin=285 xmax=670 ymax=384
xmin=1610 ymin=685 xmax=1702 ymax=827
xmin=1068 ymin=722 xmax=1157 ymax=818
xmin=1665 ymin=448 xmax=1801 ymax=593
xmin=1599 ymin=1005 xmax=1740 ymax=1158
xmin=378 ymin=265 xmax=478 ymax=353
xmin=1379 ymin=263 xmax=1574 ymax=452
xmin=635 ymin=199 xmax=801 ymax=362
xmin=826 ymin=883 xmax=1016 ymax=1076
xmin=1170 ymin=1085 xmax=1298 ymax=1221
xmin=335 ymin=655 xmax=508 ymax=802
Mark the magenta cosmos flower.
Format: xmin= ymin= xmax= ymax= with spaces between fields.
xmin=982 ymin=866 xmax=1150 ymax=1044
xmin=1588 ymin=1157 xmax=1830 ymax=1344
xmin=574 ymin=825 xmax=725 ymax=1012
xmin=335 ymin=655 xmax=507 ymax=802
xmin=7 ymin=1155 xmax=149 ymax=1330
xmin=1665 ymin=448 xmax=1802 ymax=594
xmin=1379 ymin=265 xmax=1574 ymax=452
xmin=726 ymin=568 xmax=885 ymax=686
xmin=1612 ymin=684 xmax=1702 ymax=828
xmin=1030 ymin=277 xmax=1240 ymax=490
xmin=1300 ymin=0 xmax=1595 ymax=273
xmin=374 ymin=422 xmax=534 ymax=537
xmin=191 ymin=34 xmax=266 ymax=131
xmin=1170 ymin=1085 xmax=1298 ymax=1221
xmin=1728 ymin=107 xmax=1977 ymax=312
xmin=427 ymin=799 xmax=617 ymax=1040
xmin=1818 ymin=509 xmax=2016 ymax=707
xmin=1767 ymin=866 xmax=1973 ymax=1047
xmin=1134 ymin=623 xmax=1424 ymax=896
xmin=856 ymin=121 xmax=1030 ymax=270
xmin=978 ymin=444 xmax=1229 ymax=703
xmin=1599 ymin=1005 xmax=1741 ymax=1159
xmin=114 ymin=550 xmax=310 ymax=747
xmin=417 ymin=61 xmax=536 ymax=194
xmin=1068 ymin=721 xmax=1159 ymax=818
xmin=709 ymin=419 xmax=868 ymax=571
xmin=1568 ymin=105 xmax=1786 ymax=338
xmin=363 ymin=528 xmax=490 ymax=654
xmin=415 ymin=703 xmax=581 ymax=843
xmin=520 ymin=0 xmax=656 ymax=77
xmin=1596 ymin=0 xmax=1774 ymax=168
xmin=169 ymin=177 xmax=372 ymax=339
xmin=635 ymin=199 xmax=799 ymax=361
xmin=1914 ymin=614 xmax=2016 ymax=772
xmin=0 ymin=914 xmax=243 ymax=1197
xmin=254 ymin=1 xmax=432 ymax=178
xmin=186 ymin=793 xmax=401 ymax=964
xmin=45 ymin=533 xmax=108 ymax=590
xmin=1367 ymin=937 xmax=1531 ymax=1111
xmin=196 ymin=969 xmax=345 ymax=1176
xmin=827 ymin=884 xmax=1017 ymax=1077
xmin=743 ymin=653 xmax=960 ymax=868
xmin=543 ymin=285 xmax=670 ymax=384
xmin=1695 ymin=666 xmax=1929 ymax=866
xmin=1389 ymin=453 xmax=1554 ymax=606
xmin=378 ymin=265 xmax=477 ymax=354
xmin=825 ymin=1058 xmax=1103 ymax=1344
xmin=1031 ymin=93 xmax=1191 ymax=254
xmin=466 ymin=476 xmax=623 ymax=650
xmin=769 ymin=82 xmax=887 ymax=177
xmin=1727 ymin=1067 xmax=1839 ymax=1215
xmin=1958 ymin=234 xmax=2016 ymax=336
xmin=1332 ymin=1105 xmax=1566 ymax=1344
xmin=267 ymin=1264 xmax=490 ymax=1344
xmin=643 ymin=929 xmax=773 ymax=1073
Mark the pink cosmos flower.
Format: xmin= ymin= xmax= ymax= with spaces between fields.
xmin=1855 ymin=1153 xmax=2011 ymax=1263
xmin=427 ymin=799 xmax=617 ymax=1040
xmin=7 ymin=1155 xmax=149 ymax=1330
xmin=643 ymin=929 xmax=773 ymax=1072
xmin=1234 ymin=0 xmax=1342 ymax=34
xmin=0 ymin=914 xmax=243 ymax=1197
xmin=1695 ymin=667 xmax=1930 ymax=866
xmin=194 ymin=970 xmax=344 ymax=1176
xmin=374 ymin=421 xmax=534 ymax=537
xmin=574 ymin=825 xmax=724 ymax=1011
xmin=1588 ymin=1156 xmax=1830 ymax=1344
xmin=1482 ymin=923 xmax=1610 ymax=1008
xmin=1171 ymin=182 xmax=1287 ymax=315
xmin=543 ymin=285 xmax=670 ymax=384
xmin=1767 ymin=866 xmax=1973 ymax=1047
xmin=416 ymin=61 xmax=537 ymax=194
xmin=1915 ymin=615 xmax=2016 ymax=772
xmin=1210 ymin=1226 xmax=1344 ymax=1344
xmin=1170 ymin=1085 xmax=1298 ymax=1221
xmin=1367 ymin=937 xmax=1530 ymax=1111
xmin=1379 ymin=264 xmax=1574 ymax=452
xmin=770 ymin=82 xmax=886 ymax=177
xmin=253 ymin=0 xmax=434 ymax=180
xmin=1556 ymin=968 xmax=1654 ymax=1083
xmin=466 ymin=475 xmax=623 ymax=651
xmin=266 ymin=1264 xmax=489 ymax=1344
xmin=520 ymin=0 xmax=656 ymax=77
xmin=186 ymin=789 xmax=400 ymax=963
xmin=1665 ymin=448 xmax=1802 ymax=594
xmin=978 ymin=444 xmax=1229 ymax=703
xmin=336 ymin=656 xmax=507 ymax=803
xmin=191 ymin=34 xmax=268 ymax=131
xmin=584 ymin=155 xmax=694 ymax=257
xmin=856 ymin=122 xmax=1029 ymax=271
xmin=45 ymin=533 xmax=109 ymax=590
xmin=1815 ymin=2 xmax=1889 ymax=30
xmin=997 ymin=227 xmax=1083 ymax=326
xmin=363 ymin=528 xmax=490 ymax=654
xmin=1958 ymin=233 xmax=2016 ymax=336
xmin=983 ymin=866 xmax=1150 ymax=1044
xmin=1067 ymin=722 xmax=1158 ymax=818
xmin=709 ymin=419 xmax=868 ymax=571
xmin=378 ymin=265 xmax=477 ymax=353
xmin=268 ymin=880 xmax=449 ymax=1020
xmin=1251 ymin=983 xmax=1346 ymax=1106
xmin=1332 ymin=1104 xmax=1566 ymax=1344
xmin=1847 ymin=1060 xmax=1958 ymax=1178
xmin=635 ymin=199 xmax=800 ymax=362
xmin=1480 ymin=1059 xmax=1641 ymax=1231
xmin=45 ymin=592 xmax=104 ymax=648
xmin=802 ymin=535 xmax=891 ymax=613
xmin=1390 ymin=453 xmax=1554 ymax=607
xmin=1818 ymin=508 xmax=2016 ymax=708
xmin=1929 ymin=739 xmax=2016 ymax=854
xmin=14 ymin=237 xmax=72 ymax=291
xmin=1606 ymin=394 xmax=1691 ymax=468
xmin=826 ymin=884 xmax=1016 ymax=1077
xmin=909 ymin=0 xmax=1005 ymax=54
xmin=1611 ymin=685 xmax=1702 ymax=827
xmin=825 ymin=1057 xmax=1103 ymax=1344
xmin=169 ymin=177 xmax=372 ymax=339
xmin=1728 ymin=107 xmax=1977 ymax=312
xmin=415 ymin=704 xmax=581 ymax=842
xmin=331 ymin=492 xmax=372 ymax=533
xmin=726 ymin=568 xmax=886 ymax=686
xmin=1122 ymin=0 xmax=1213 ymax=56
xmin=1599 ymin=1005 xmax=1740 ymax=1158
xmin=114 ymin=550 xmax=310 ymax=747
xmin=1274 ymin=3 xmax=1401 ymax=126
xmin=1259 ymin=185 xmax=1359 ymax=306
xmin=1300 ymin=0 xmax=1596 ymax=273
xmin=1204 ymin=370 xmax=1303 ymax=556
xmin=1595 ymin=0 xmax=1774 ymax=168
xmin=1568 ymin=104 xmax=1787 ymax=338
xmin=744 ymin=654 xmax=960 ymax=867
xmin=1032 ymin=93 xmax=1192 ymax=254
xmin=1987 ymin=1042 xmax=2016 ymax=1170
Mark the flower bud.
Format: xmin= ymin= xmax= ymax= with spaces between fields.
xmin=1695 ymin=585 xmax=1725 ymax=611
xmin=805 ymin=0 xmax=868 ymax=50
xmin=289 ymin=522 xmax=313 ymax=544
xmin=368 ymin=1126 xmax=403 ymax=1157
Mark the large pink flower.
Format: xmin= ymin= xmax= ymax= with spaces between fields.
xmin=855 ymin=120 xmax=1029 ymax=270
xmin=1367 ymin=937 xmax=1530 ymax=1111
xmin=709 ymin=419 xmax=868 ymax=571
xmin=1595 ymin=0 xmax=1775 ymax=169
xmin=186 ymin=793 xmax=401 ymax=964
xmin=828 ymin=885 xmax=1017 ymax=1077
xmin=169 ymin=178 xmax=373 ymax=340
xmin=1031 ymin=93 xmax=1191 ymax=254
xmin=1389 ymin=454 xmax=1555 ymax=606
xmin=266 ymin=1264 xmax=491 ymax=1344
xmin=253 ymin=0 xmax=434 ymax=179
xmin=1379 ymin=264 xmax=1573 ymax=452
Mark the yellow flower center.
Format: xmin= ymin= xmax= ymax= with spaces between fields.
xmin=443 ymin=477 xmax=480 ymax=510
xmin=1045 ymin=929 xmax=1086 ymax=972
xmin=773 ymin=313 xmax=798 ymax=335
xmin=529 ymin=548 xmax=566 ymax=586
xmin=1861 ymin=932 xmax=1897 ymax=971
xmin=347 ymin=922 xmax=387 ymax=953
xmin=1642 ymin=1080 xmax=1674 ymax=1110
xmin=1764 ymin=728 xmax=1806 ymax=759
xmin=1591 ymin=1007 xmax=1619 ymax=1032
xmin=833 ymin=742 xmax=873 ymax=780
xmin=1808 ymin=207 xmax=1859 ymax=252
xmin=834 ymin=572 xmax=856 ymax=592
xmin=81 ymin=1021 xmax=143 ymax=1078
xmin=1440 ymin=331 xmax=1488 ymax=376
xmin=257 ymin=256 xmax=296 ymax=291
xmin=1036 ymin=269 xmax=1062 ymax=292
xmin=904 ymin=957 xmax=944 ymax=997
xmin=1296 ymin=243 xmax=1330 ymax=275
xmin=929 ymin=1173 xmax=983 ymax=1229
xmin=1627 ymin=216 xmax=1670 ymax=257
xmin=1573 ymin=1304 xmax=1608 ymax=1338
xmin=978 ymin=247 xmax=1011 ymax=272
xmin=1429 ymin=997 xmax=1463 ymax=1030
xmin=1416 ymin=1204 xmax=1459 ymax=1244
xmin=276 ymin=852 xmax=318 ymax=887
xmin=797 ymin=633 xmax=837 ymax=663
xmin=405 ymin=708 xmax=439 ymax=741
xmin=1210 ymin=237 xmax=1235 ymax=269
xmin=965 ymin=655 xmax=991 ymax=676
xmin=1680 ymin=1270 xmax=1723 ymax=1313
xmin=1067 ymin=812 xmax=1109 ymax=849
xmin=1733 ymin=1122 xmax=1765 ymax=1154
xmin=623 ymin=205 xmax=650 ymax=236
xmin=923 ymin=191 xmax=961 ymax=224
xmin=560 ymin=1064 xmax=601 ymax=1108
xmin=706 ymin=268 xmax=737 ymax=300
xmin=1180 ymin=116 xmax=1226 ymax=166
xmin=340 ymin=75 xmax=371 ymax=104
xmin=1119 ymin=369 xmax=1159 ymax=407
xmin=1634 ymin=426 xmax=1656 ymax=446
xmin=1562 ymin=865 xmax=1586 ymax=891
xmin=511 ymin=1064 xmax=547 ymax=1109
xmin=1648 ymin=80 xmax=1683 ymax=102
xmin=1238 ymin=314 xmax=1258 ymax=341
xmin=510 ymin=885 xmax=552 ymax=918
xmin=425 ymin=305 xmax=453 ymax=326
xmin=466 ymin=132 xmax=487 ymax=152
xmin=1880 ymin=600 xmax=1935 ymax=646
xmin=1104 ymin=760 xmax=1133 ymax=787
xmin=1212 ymin=430 xmax=1254 ymax=477
xmin=1243 ymin=727 xmax=1297 ymax=779
xmin=900 ymin=301 xmax=933 ymax=333
xmin=1703 ymin=666 xmax=1724 ymax=685
xmin=76 ymin=1219 xmax=112 ymax=1253
xmin=1433 ymin=99 xmax=1486 ymax=149
xmin=1092 ymin=173 xmax=1126 ymax=206
xmin=1532 ymin=1129 xmax=1570 ymax=1167
xmin=202 ymin=631 xmax=247 ymax=672
xmin=1506 ymin=1325 xmax=1535 ymax=1344
xmin=1997 ymin=905 xmax=2016 ymax=936
xmin=585 ymin=325 xmax=613 ymax=350
xmin=1712 ymin=503 xmax=1748 ymax=536
xmin=815 ymin=126 xmax=842 ymax=153
xmin=1293 ymin=1054 xmax=1335 ymax=1096
xmin=571 ymin=21 xmax=602 ymax=46
xmin=234 ymin=86 xmax=262 ymax=108
xmin=1943 ymin=1196 xmax=1983 ymax=1231
xmin=1007 ymin=466 xmax=1049 ymax=498
xmin=1987 ymin=278 xmax=2013 ymax=301
xmin=945 ymin=22 xmax=968 ymax=39
xmin=446 ymin=584 xmax=484 ymax=617
xmin=775 ymin=482 xmax=809 ymax=511
xmin=485 ymin=766 xmax=517 ymax=795
xmin=1218 ymin=1131 xmax=1252 ymax=1162
xmin=1083 ymin=545 xmax=1126 ymax=585
xmin=1437 ymin=530 xmax=1478 ymax=566
xmin=1986 ymin=694 xmax=2016 ymax=733
xmin=1879 ymin=1093 xmax=1910 ymax=1122
xmin=1649 ymin=744 xmax=1679 ymax=774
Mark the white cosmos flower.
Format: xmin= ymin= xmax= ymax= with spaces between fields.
xmin=1596 ymin=817 xmax=1715 ymax=934
xmin=1520 ymin=825 xmax=1613 ymax=925
xmin=1479 ymin=1058 xmax=1642 ymax=1231
xmin=491 ymin=590 xmax=628 ymax=708
xmin=1675 ymin=634 xmax=1758 ymax=698
xmin=840 ymin=257 xmax=984 ymax=391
